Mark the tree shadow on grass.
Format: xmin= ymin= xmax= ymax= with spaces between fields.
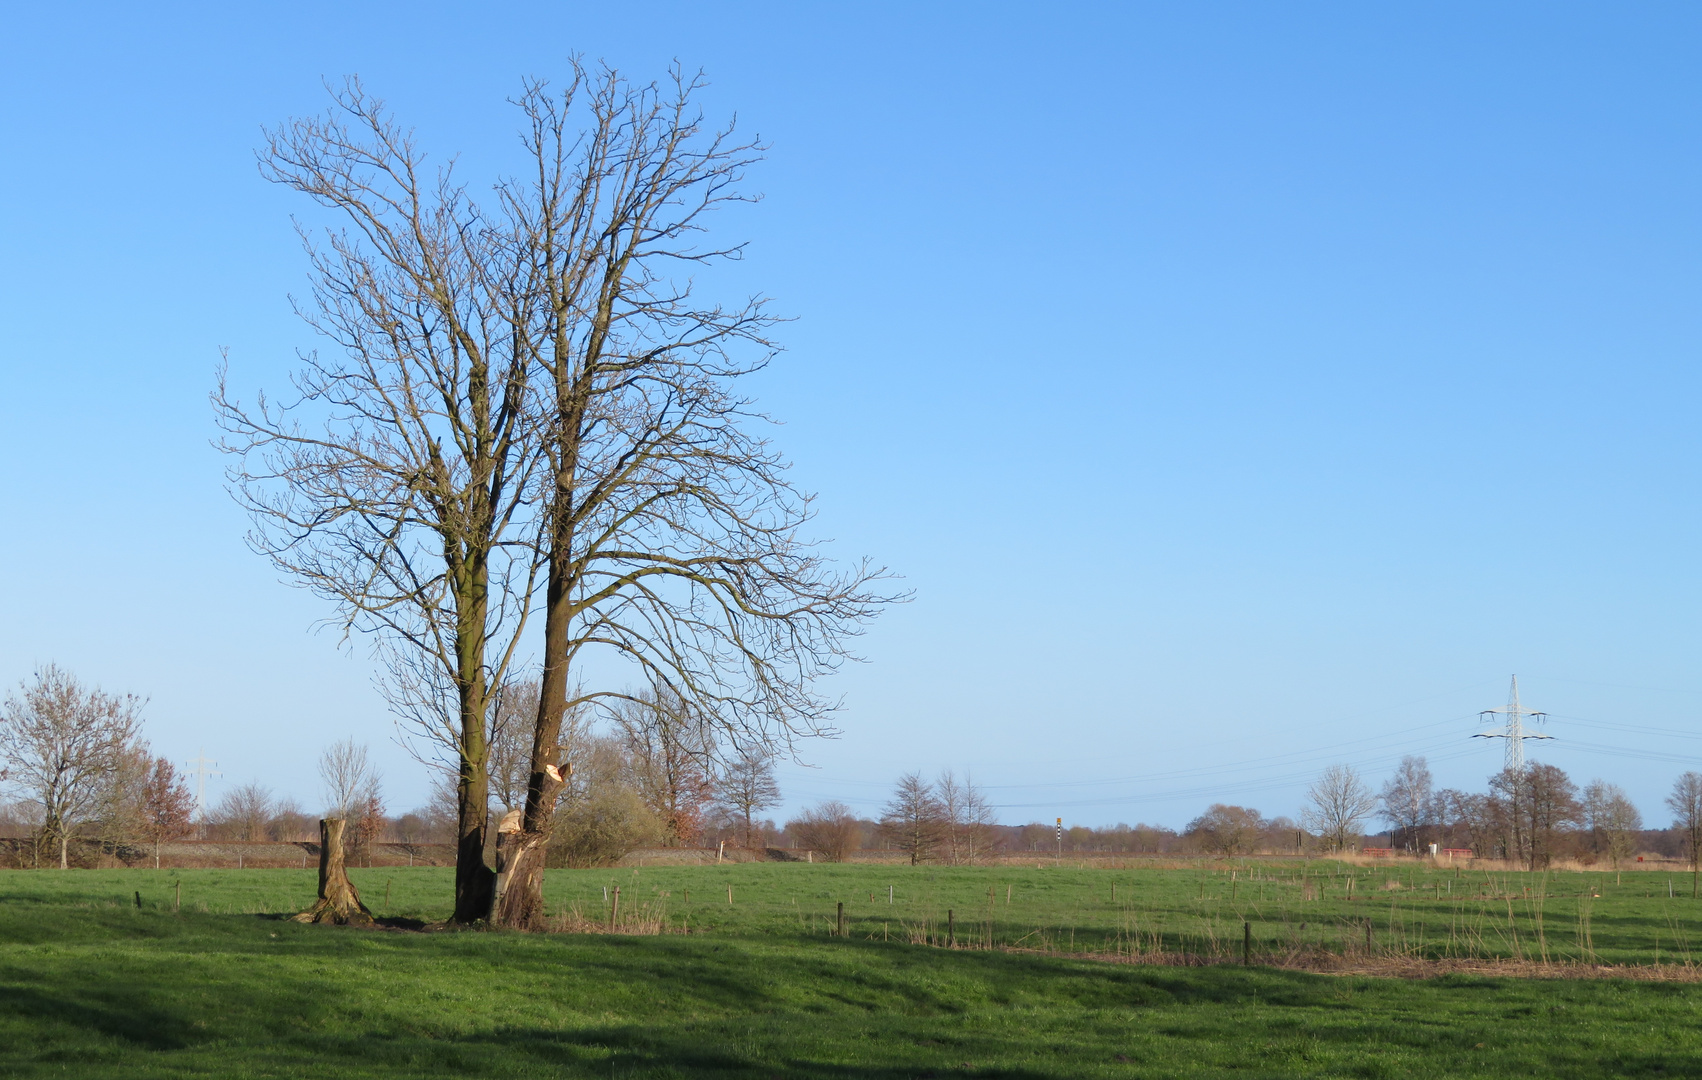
xmin=0 ymin=984 xmax=192 ymax=1051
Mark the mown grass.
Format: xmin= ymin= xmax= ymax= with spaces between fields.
xmin=2 ymin=864 xmax=1701 ymax=1077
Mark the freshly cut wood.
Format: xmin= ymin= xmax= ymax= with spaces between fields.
xmin=292 ymin=818 xmax=374 ymax=926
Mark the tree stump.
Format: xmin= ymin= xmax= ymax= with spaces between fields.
xmin=292 ymin=818 xmax=374 ymax=926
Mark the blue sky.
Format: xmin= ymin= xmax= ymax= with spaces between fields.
xmin=3 ymin=3 xmax=1700 ymax=828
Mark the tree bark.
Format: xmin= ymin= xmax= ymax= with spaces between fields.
xmin=292 ymin=819 xmax=374 ymax=926
xmin=451 ymin=635 xmax=496 ymax=923
xmin=493 ymin=766 xmax=565 ymax=929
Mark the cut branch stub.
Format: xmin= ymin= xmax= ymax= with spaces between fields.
xmin=292 ymin=818 xmax=375 ymax=926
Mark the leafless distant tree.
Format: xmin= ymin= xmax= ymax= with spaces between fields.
xmin=212 ymin=782 xmax=277 ymax=843
xmin=215 ymin=78 xmax=547 ymax=923
xmin=1582 ymin=780 xmax=1642 ymax=870
xmin=618 ymin=688 xmax=718 ymax=847
xmin=1379 ymin=755 xmax=1433 ymax=850
xmin=319 ymin=739 xmax=383 ymax=820
xmin=492 ymin=64 xmax=900 ymax=928
xmin=879 ymin=773 xmax=944 ymax=865
xmin=1668 ymin=772 xmax=1702 ymax=897
xmin=1302 ymin=765 xmax=1378 ymax=853
xmin=716 ymin=747 xmax=781 ymax=847
xmin=787 ymin=800 xmax=861 ymax=862
xmin=487 ymin=676 xmax=542 ymax=813
xmin=1519 ymin=764 xmax=1579 ymax=871
xmin=937 ymin=771 xmax=997 ymax=865
xmin=0 ymin=665 xmax=145 ymax=868
xmin=1185 ymin=804 xmax=1266 ymax=856
xmin=1488 ymin=763 xmax=1578 ymax=871
xmin=268 ymin=796 xmax=317 ymax=842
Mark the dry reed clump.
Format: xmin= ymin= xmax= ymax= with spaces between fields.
xmin=548 ymin=900 xmax=679 ymax=936
xmin=1058 ymin=947 xmax=1702 ymax=982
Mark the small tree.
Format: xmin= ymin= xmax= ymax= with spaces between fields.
xmin=1302 ymin=765 xmax=1378 ymax=853
xmin=1378 ymin=755 xmax=1433 ymax=850
xmin=788 ymin=801 xmax=861 ymax=862
xmin=1520 ymin=763 xmax=1579 ymax=871
xmin=716 ymin=748 xmax=782 ymax=847
xmin=1667 ymin=772 xmax=1702 ymax=898
xmin=1185 ymin=804 xmax=1265 ymax=856
xmin=0 ymin=666 xmax=145 ymax=868
xmin=1582 ymin=780 xmax=1642 ymax=870
xmin=320 ymin=740 xmax=382 ymax=820
xmin=138 ymin=757 xmax=195 ymax=868
xmin=937 ymin=770 xmax=997 ymax=865
xmin=879 ymin=773 xmax=944 ymax=865
xmin=347 ymin=791 xmax=388 ymax=867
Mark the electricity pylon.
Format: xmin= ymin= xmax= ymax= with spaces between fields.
xmin=1473 ymin=675 xmax=1552 ymax=770
xmin=185 ymin=748 xmax=220 ymax=820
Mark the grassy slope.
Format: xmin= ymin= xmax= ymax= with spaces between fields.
xmin=1 ymin=866 xmax=1700 ymax=1077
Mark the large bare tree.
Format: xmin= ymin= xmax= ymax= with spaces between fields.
xmin=491 ymin=65 xmax=895 ymax=926
xmin=1302 ymin=764 xmax=1378 ymax=853
xmin=879 ymin=773 xmax=945 ymax=866
xmin=215 ymin=79 xmax=544 ymax=922
xmin=0 ymin=666 xmax=145 ymax=869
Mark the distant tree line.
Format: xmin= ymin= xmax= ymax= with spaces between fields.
xmin=10 ymin=666 xmax=1700 ymax=876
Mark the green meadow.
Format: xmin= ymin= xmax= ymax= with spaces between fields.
xmin=3 ymin=861 xmax=1701 ymax=1077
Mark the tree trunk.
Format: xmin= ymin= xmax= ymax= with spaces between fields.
xmin=493 ymin=829 xmax=549 ymax=929
xmin=59 ymin=832 xmax=68 ymax=870
xmin=451 ymin=605 xmax=497 ymax=924
xmin=292 ymin=819 xmax=374 ymax=926
xmin=495 ymin=526 xmax=576 ymax=929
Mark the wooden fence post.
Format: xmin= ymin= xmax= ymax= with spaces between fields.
xmin=837 ymin=901 xmax=845 ymax=938
xmin=947 ymin=909 xmax=955 ymax=948
xmin=610 ymin=886 xmax=620 ymax=931
xmin=1243 ymin=921 xmax=1250 ymax=966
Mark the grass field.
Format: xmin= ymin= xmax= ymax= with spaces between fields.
xmin=3 ymin=861 xmax=1702 ymax=1077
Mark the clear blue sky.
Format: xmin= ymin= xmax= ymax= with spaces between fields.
xmin=3 ymin=3 xmax=1700 ymax=828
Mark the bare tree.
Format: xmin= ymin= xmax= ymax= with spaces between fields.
xmin=215 ymin=78 xmax=546 ymax=923
xmin=937 ymin=771 xmax=997 ymax=865
xmin=0 ymin=666 xmax=145 ymax=869
xmin=1668 ymin=772 xmax=1702 ymax=897
xmin=211 ymin=782 xmax=277 ymax=843
xmin=1302 ymin=765 xmax=1378 ymax=853
xmin=1185 ymin=804 xmax=1265 ymax=856
xmin=617 ymin=688 xmax=717 ymax=847
xmin=137 ymin=757 xmax=196 ymax=868
xmin=787 ymin=800 xmax=861 ymax=862
xmin=1519 ymin=763 xmax=1579 ymax=871
xmin=1379 ymin=755 xmax=1433 ymax=850
xmin=487 ymin=676 xmax=542 ymax=813
xmin=319 ymin=739 xmax=383 ymax=820
xmin=490 ymin=64 xmax=899 ymax=928
xmin=879 ymin=773 xmax=944 ymax=865
xmin=1582 ymin=780 xmax=1642 ymax=870
xmin=716 ymin=747 xmax=781 ymax=847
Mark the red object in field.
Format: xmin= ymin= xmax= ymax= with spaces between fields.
xmin=1362 ymin=847 xmax=1394 ymax=857
xmin=1442 ymin=848 xmax=1474 ymax=859
xmin=1638 ymin=856 xmax=1645 ymax=862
